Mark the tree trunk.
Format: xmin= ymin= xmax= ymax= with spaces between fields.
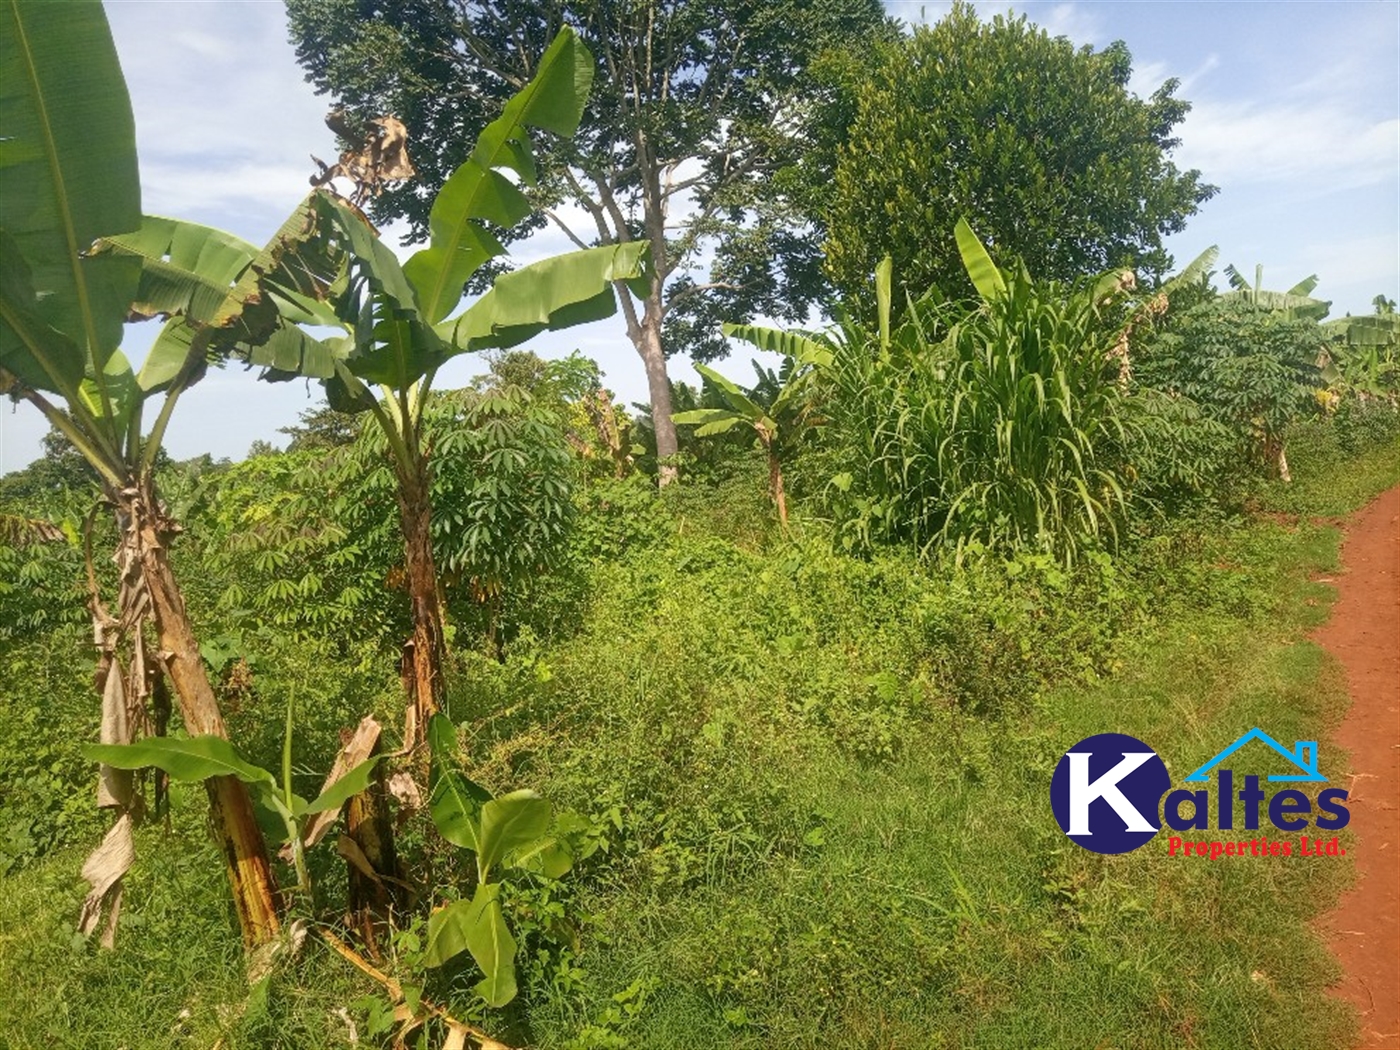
xmin=768 ymin=448 xmax=788 ymax=530
xmin=344 ymin=730 xmax=403 ymax=945
xmin=121 ymin=482 xmax=280 ymax=948
xmin=635 ymin=308 xmax=679 ymax=486
xmin=394 ymin=458 xmax=446 ymax=750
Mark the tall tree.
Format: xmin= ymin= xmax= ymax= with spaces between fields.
xmin=818 ymin=2 xmax=1216 ymax=310
xmin=285 ymin=0 xmax=894 ymax=483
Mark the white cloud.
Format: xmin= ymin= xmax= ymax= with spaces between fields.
xmin=1035 ymin=2 xmax=1101 ymax=45
xmin=1178 ymin=102 xmax=1398 ymax=190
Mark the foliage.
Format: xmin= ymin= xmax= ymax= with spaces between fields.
xmin=286 ymin=0 xmax=894 ymax=361
xmin=261 ymin=25 xmax=650 ymax=744
xmin=820 ymin=229 xmax=1138 ymax=562
xmin=423 ymin=714 xmax=592 ymax=1008
xmin=85 ymin=723 xmax=382 ymax=892
xmin=278 ymin=404 xmax=363 ymax=453
xmin=3 ymin=404 xmax=1396 ymax=1044
xmin=1320 ymin=311 xmax=1400 ymax=401
xmin=1221 ymin=263 xmax=1331 ymax=320
xmin=1137 ymin=298 xmax=1327 ymax=470
xmin=819 ymin=2 xmax=1214 ymax=311
xmin=185 ymin=382 xmax=578 ymax=653
xmin=429 ymin=389 xmax=576 ymax=602
xmin=672 ymin=339 xmax=828 ymax=527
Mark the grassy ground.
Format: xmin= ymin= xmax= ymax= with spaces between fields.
xmin=0 ymin=432 xmax=1396 ymax=1049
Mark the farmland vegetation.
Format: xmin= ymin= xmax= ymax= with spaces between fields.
xmin=2 ymin=2 xmax=1399 ymax=1048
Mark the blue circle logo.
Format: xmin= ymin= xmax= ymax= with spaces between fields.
xmin=1050 ymin=733 xmax=1170 ymax=854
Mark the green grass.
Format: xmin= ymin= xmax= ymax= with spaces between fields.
xmin=0 ymin=429 xmax=1395 ymax=1048
xmin=501 ymin=519 xmax=1358 ymax=1049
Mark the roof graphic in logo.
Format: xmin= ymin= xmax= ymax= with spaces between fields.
xmin=1182 ymin=727 xmax=1326 ymax=783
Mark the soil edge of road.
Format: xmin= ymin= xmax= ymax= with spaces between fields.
xmin=1314 ymin=483 xmax=1400 ymax=1050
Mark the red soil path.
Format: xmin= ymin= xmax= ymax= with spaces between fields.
xmin=1314 ymin=484 xmax=1400 ymax=1049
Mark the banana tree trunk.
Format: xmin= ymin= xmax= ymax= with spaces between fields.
xmin=394 ymin=458 xmax=446 ymax=751
xmin=768 ymin=447 xmax=789 ymax=531
xmin=117 ymin=480 xmax=281 ymax=948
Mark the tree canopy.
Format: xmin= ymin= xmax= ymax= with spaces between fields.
xmin=285 ymin=0 xmax=894 ymax=477
xmin=818 ymin=3 xmax=1216 ymax=308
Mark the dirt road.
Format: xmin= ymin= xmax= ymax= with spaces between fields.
xmin=1314 ymin=484 xmax=1400 ymax=1050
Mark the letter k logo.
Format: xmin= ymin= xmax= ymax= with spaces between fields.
xmin=1066 ymin=752 xmax=1158 ymax=835
xmin=1050 ymin=733 xmax=1169 ymax=854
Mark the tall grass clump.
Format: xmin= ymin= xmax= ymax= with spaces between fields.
xmin=822 ymin=223 xmax=1137 ymax=562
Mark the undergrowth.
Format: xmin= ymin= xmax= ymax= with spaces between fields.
xmin=0 ymin=427 xmax=1395 ymax=1048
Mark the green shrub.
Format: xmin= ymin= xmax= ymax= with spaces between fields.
xmin=1137 ymin=298 xmax=1326 ymax=472
xmin=821 ymin=255 xmax=1137 ymax=562
xmin=1333 ymin=395 xmax=1400 ymax=453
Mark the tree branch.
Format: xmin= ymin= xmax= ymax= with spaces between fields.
xmin=665 ymin=280 xmax=746 ymax=309
xmin=543 ymin=208 xmax=591 ymax=251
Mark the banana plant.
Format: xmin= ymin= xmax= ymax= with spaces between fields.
xmin=672 ymin=333 xmax=830 ymax=529
xmin=420 ymin=715 xmax=586 ymax=1007
xmin=1320 ymin=312 xmax=1400 ymax=399
xmin=0 ymin=0 xmax=334 ymax=948
xmin=84 ymin=711 xmax=383 ymax=895
xmin=1222 ymin=263 xmax=1331 ymax=321
xmin=268 ymin=28 xmax=649 ymax=749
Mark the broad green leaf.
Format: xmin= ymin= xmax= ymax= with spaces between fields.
xmin=1327 ymin=313 xmax=1400 ymax=347
xmin=1090 ymin=269 xmax=1135 ymax=307
xmin=0 ymin=231 xmax=85 ymax=395
xmin=0 ymin=0 xmax=140 ymax=380
xmin=695 ymin=415 xmax=747 ymax=438
xmin=428 ymin=717 xmax=493 ymax=853
xmin=423 ymin=896 xmax=474 ymax=968
xmin=1223 ymin=263 xmax=1251 ymax=293
xmin=136 ymin=319 xmax=200 ymax=393
xmin=99 ymin=216 xmax=258 ymax=323
xmin=466 ymin=884 xmax=518 ymax=1007
xmin=404 ymin=28 xmax=595 ymax=324
xmin=672 ymin=407 xmax=740 ymax=426
xmin=476 ymin=790 xmax=551 ymax=881
xmin=1159 ymin=245 xmax=1218 ymax=297
xmin=721 ymin=323 xmax=833 ymax=368
xmin=430 ymin=773 xmax=491 ymax=852
xmin=84 ymin=736 xmax=275 ymax=787
xmin=693 ymin=363 xmax=766 ymax=421
xmin=954 ymin=219 xmax=1006 ymax=302
xmin=311 ymin=194 xmax=445 ymax=387
xmin=445 ymin=241 xmax=649 ymax=351
xmin=427 ymin=712 xmax=460 ymax=760
xmin=77 ymin=348 xmax=138 ymax=429
xmin=246 ymin=324 xmax=337 ymax=380
xmin=100 ymin=203 xmax=342 ymax=388
xmin=1285 ymin=274 xmax=1319 ymax=298
xmin=692 ymin=362 xmax=744 ymax=399
xmin=507 ymin=835 xmax=575 ymax=879
xmin=424 ymin=884 xmax=519 ymax=1007
xmin=322 ymin=358 xmax=378 ymax=415
xmin=297 ymin=755 xmax=385 ymax=816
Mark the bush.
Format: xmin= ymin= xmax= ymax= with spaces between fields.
xmin=1137 ymin=298 xmax=1326 ymax=473
xmin=821 ymin=261 xmax=1136 ymax=562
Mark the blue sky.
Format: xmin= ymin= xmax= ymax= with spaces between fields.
xmin=2 ymin=0 xmax=1396 ymax=472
